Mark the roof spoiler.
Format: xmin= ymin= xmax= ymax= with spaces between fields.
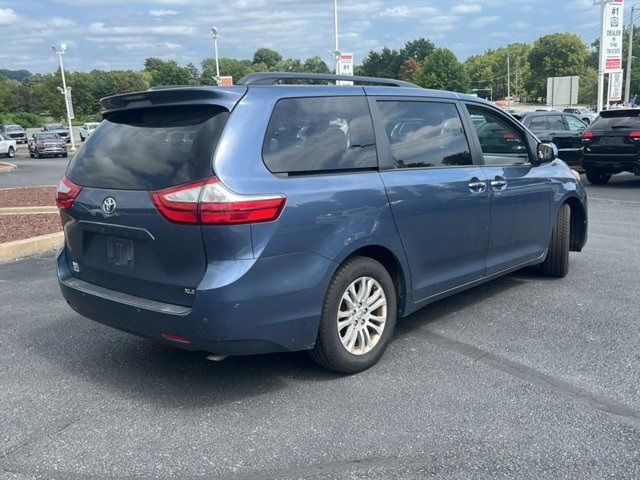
xmin=100 ymin=87 xmax=247 ymax=115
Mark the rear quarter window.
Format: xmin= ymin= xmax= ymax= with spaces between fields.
xmin=262 ymin=96 xmax=377 ymax=174
xmin=67 ymin=105 xmax=229 ymax=190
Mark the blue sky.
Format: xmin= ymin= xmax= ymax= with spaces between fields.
xmin=0 ymin=0 xmax=632 ymax=73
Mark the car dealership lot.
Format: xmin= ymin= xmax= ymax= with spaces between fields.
xmin=0 ymin=175 xmax=639 ymax=479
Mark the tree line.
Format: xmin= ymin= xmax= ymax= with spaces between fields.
xmin=3 ymin=29 xmax=640 ymax=125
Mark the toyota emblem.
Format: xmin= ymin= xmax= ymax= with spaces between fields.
xmin=102 ymin=197 xmax=117 ymax=215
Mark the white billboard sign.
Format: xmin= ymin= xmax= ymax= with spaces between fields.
xmin=337 ymin=53 xmax=354 ymax=85
xmin=609 ymin=69 xmax=624 ymax=102
xmin=603 ymin=0 xmax=624 ymax=73
xmin=546 ymin=76 xmax=580 ymax=106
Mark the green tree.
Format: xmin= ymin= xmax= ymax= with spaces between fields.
xmin=414 ymin=48 xmax=469 ymax=92
xmin=143 ymin=58 xmax=190 ymax=86
xmin=252 ymin=48 xmax=283 ymax=70
xmin=201 ymin=58 xmax=253 ymax=85
xmin=303 ymin=56 xmax=330 ymax=74
xmin=400 ymin=38 xmax=435 ymax=62
xmin=527 ymin=33 xmax=589 ymax=100
xmin=360 ymin=47 xmax=404 ymax=79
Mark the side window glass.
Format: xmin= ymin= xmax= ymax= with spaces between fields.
xmin=547 ymin=115 xmax=566 ymax=131
xmin=466 ymin=105 xmax=529 ymax=166
xmin=566 ymin=115 xmax=586 ymax=133
xmin=529 ymin=117 xmax=547 ymax=130
xmin=376 ymin=101 xmax=472 ymax=168
xmin=262 ymin=96 xmax=377 ymax=174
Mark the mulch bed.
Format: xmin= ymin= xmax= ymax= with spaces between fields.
xmin=0 ymin=186 xmax=57 ymax=208
xmin=0 ymin=214 xmax=62 ymax=243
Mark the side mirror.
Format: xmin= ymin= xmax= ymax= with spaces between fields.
xmin=537 ymin=142 xmax=558 ymax=164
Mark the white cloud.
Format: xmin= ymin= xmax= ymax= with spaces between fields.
xmin=0 ymin=8 xmax=19 ymax=25
xmin=149 ymin=9 xmax=179 ymax=17
xmin=470 ymin=16 xmax=500 ymax=28
xmin=379 ymin=6 xmax=410 ymax=18
xmin=451 ymin=4 xmax=482 ymax=14
xmin=50 ymin=17 xmax=76 ymax=28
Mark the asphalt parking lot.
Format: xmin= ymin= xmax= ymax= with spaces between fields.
xmin=1 ymin=172 xmax=639 ymax=478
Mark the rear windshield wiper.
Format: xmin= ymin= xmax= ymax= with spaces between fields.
xmin=611 ymin=125 xmax=633 ymax=129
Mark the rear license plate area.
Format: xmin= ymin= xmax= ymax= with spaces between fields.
xmin=107 ymin=237 xmax=134 ymax=267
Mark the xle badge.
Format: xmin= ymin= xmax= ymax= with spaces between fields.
xmin=184 ymin=288 xmax=195 ymax=295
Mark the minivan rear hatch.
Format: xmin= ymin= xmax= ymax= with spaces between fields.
xmin=61 ymin=87 xmax=247 ymax=307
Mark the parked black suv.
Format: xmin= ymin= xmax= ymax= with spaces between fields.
xmin=581 ymin=109 xmax=640 ymax=184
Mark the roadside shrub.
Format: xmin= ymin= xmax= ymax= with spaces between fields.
xmin=5 ymin=112 xmax=41 ymax=128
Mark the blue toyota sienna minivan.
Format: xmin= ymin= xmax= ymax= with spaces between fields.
xmin=57 ymin=73 xmax=588 ymax=373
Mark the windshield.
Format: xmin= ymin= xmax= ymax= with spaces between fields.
xmin=4 ymin=125 xmax=21 ymax=131
xmin=37 ymin=133 xmax=60 ymax=140
xmin=47 ymin=124 xmax=64 ymax=129
xmin=87 ymin=123 xmax=100 ymax=129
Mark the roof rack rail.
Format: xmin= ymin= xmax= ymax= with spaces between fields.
xmin=236 ymin=72 xmax=419 ymax=88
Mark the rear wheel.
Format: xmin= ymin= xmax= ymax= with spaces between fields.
xmin=585 ymin=170 xmax=611 ymax=185
xmin=540 ymin=204 xmax=570 ymax=278
xmin=34 ymin=150 xmax=39 ymax=159
xmin=309 ymin=256 xmax=397 ymax=374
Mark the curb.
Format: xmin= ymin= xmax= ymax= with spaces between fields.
xmin=0 ymin=162 xmax=18 ymax=173
xmin=0 ymin=206 xmax=58 ymax=215
xmin=0 ymin=232 xmax=64 ymax=264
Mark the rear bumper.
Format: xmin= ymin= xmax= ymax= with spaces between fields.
xmin=57 ymin=248 xmax=336 ymax=355
xmin=582 ymin=153 xmax=640 ymax=174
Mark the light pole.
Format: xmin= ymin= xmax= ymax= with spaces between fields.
xmin=211 ymin=27 xmax=220 ymax=85
xmin=51 ymin=44 xmax=76 ymax=153
xmin=333 ymin=0 xmax=340 ymax=74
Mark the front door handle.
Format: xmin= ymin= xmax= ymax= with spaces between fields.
xmin=468 ymin=177 xmax=487 ymax=193
xmin=491 ymin=176 xmax=507 ymax=190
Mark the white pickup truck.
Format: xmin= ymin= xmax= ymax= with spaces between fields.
xmin=79 ymin=122 xmax=101 ymax=141
xmin=0 ymin=133 xmax=17 ymax=158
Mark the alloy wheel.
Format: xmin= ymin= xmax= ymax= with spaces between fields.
xmin=337 ymin=276 xmax=387 ymax=355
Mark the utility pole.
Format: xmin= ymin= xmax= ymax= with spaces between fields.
xmin=507 ymin=56 xmax=511 ymax=109
xmin=334 ymin=0 xmax=340 ymax=74
xmin=211 ymin=27 xmax=220 ymax=85
xmin=625 ymin=4 xmax=636 ymax=104
xmin=597 ymin=1 xmax=607 ymax=112
xmin=51 ymin=44 xmax=76 ymax=153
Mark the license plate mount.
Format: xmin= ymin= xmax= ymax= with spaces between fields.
xmin=107 ymin=237 xmax=134 ymax=267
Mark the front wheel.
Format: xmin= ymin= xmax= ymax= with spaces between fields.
xmin=540 ymin=204 xmax=570 ymax=278
xmin=585 ymin=170 xmax=611 ymax=185
xmin=6 ymin=147 xmax=14 ymax=158
xmin=309 ymin=256 xmax=397 ymax=374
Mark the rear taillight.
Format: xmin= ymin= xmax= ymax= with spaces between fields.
xmin=581 ymin=131 xmax=595 ymax=141
xmin=151 ymin=177 xmax=286 ymax=225
xmin=56 ymin=176 xmax=82 ymax=210
xmin=629 ymin=131 xmax=640 ymax=140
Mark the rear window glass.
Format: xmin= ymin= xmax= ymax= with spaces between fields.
xmin=590 ymin=114 xmax=640 ymax=129
xmin=262 ymin=96 xmax=377 ymax=174
xmin=67 ymin=106 xmax=229 ymax=190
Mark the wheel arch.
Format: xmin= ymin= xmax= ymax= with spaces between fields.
xmin=562 ymin=195 xmax=587 ymax=252
xmin=337 ymin=245 xmax=410 ymax=317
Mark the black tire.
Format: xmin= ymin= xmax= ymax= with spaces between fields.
xmin=34 ymin=150 xmax=39 ymax=159
xmin=582 ymin=118 xmax=590 ymax=125
xmin=540 ymin=204 xmax=570 ymax=278
xmin=7 ymin=147 xmax=15 ymax=158
xmin=309 ymin=256 xmax=397 ymax=374
xmin=63 ymin=153 xmax=68 ymax=158
xmin=80 ymin=135 xmax=84 ymax=142
xmin=585 ymin=170 xmax=611 ymax=185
